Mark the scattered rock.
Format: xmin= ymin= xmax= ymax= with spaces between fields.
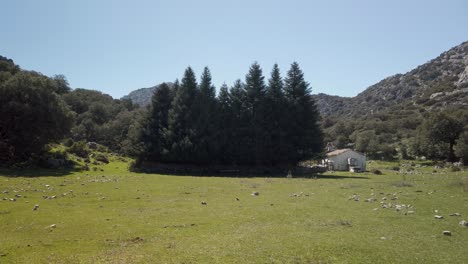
xmin=33 ymin=205 xmax=39 ymax=211
xmin=348 ymin=194 xmax=359 ymax=201
xmin=14 ymin=194 xmax=21 ymax=198
xmin=251 ymin=191 xmax=259 ymax=196
xmin=45 ymin=185 xmax=50 ymax=188
xmin=459 ymin=220 xmax=468 ymax=227
xmin=49 ymin=224 xmax=57 ymax=229
xmin=235 ymin=198 xmax=240 ymax=201
xmin=380 ymin=237 xmax=387 ymax=240
xmin=201 ymin=201 xmax=207 ymax=205
xmin=434 ymin=215 xmax=444 ymax=219
xmin=442 ymin=231 xmax=451 ymax=236
xmin=449 ymin=213 xmax=461 ymax=216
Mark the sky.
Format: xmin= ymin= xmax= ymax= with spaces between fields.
xmin=1 ymin=0 xmax=467 ymax=98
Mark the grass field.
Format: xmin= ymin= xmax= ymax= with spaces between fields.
xmin=1 ymin=158 xmax=467 ymax=263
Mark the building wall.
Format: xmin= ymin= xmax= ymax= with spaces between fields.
xmin=328 ymin=150 xmax=366 ymax=171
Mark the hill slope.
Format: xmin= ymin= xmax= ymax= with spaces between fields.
xmin=313 ymin=41 xmax=468 ymax=117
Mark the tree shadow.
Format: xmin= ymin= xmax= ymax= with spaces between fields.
xmin=0 ymin=167 xmax=78 ymax=177
xmin=134 ymin=167 xmax=369 ymax=180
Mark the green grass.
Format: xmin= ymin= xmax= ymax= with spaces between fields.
xmin=0 ymin=159 xmax=467 ymax=263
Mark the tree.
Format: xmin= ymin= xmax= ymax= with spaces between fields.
xmin=217 ymin=83 xmax=233 ymax=163
xmin=244 ymin=62 xmax=268 ymax=165
xmin=455 ymin=130 xmax=468 ymax=165
xmin=229 ymin=79 xmax=249 ymax=164
xmin=0 ymin=72 xmax=73 ymax=163
xmin=193 ymin=67 xmax=218 ymax=163
xmin=419 ymin=112 xmax=464 ymax=161
xmin=165 ymin=67 xmax=199 ymax=163
xmin=264 ymin=64 xmax=287 ymax=164
xmin=284 ymin=62 xmax=324 ymax=163
xmin=139 ymin=83 xmax=173 ymax=161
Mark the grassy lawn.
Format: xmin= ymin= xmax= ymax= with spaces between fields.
xmin=0 ymin=159 xmax=467 ymax=263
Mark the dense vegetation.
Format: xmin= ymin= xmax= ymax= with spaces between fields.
xmin=135 ymin=63 xmax=324 ymax=166
xmin=0 ymin=56 xmax=323 ymax=167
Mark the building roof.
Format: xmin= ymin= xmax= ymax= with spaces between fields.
xmin=326 ymin=148 xmax=365 ymax=157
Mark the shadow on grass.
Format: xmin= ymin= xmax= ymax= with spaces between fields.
xmin=0 ymin=167 xmax=78 ymax=177
xmin=134 ymin=168 xmax=369 ymax=180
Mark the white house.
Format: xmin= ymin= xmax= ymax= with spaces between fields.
xmin=323 ymin=149 xmax=366 ymax=172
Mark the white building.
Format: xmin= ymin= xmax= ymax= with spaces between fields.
xmin=323 ymin=149 xmax=366 ymax=172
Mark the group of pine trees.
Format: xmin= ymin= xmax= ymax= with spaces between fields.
xmin=136 ymin=62 xmax=324 ymax=166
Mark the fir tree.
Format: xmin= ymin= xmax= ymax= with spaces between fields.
xmin=217 ymin=83 xmax=233 ymax=163
xmin=166 ymin=67 xmax=199 ymax=163
xmin=139 ymin=83 xmax=173 ymax=161
xmin=265 ymin=64 xmax=287 ymax=164
xmin=194 ymin=67 xmax=218 ymax=163
xmin=244 ymin=62 xmax=268 ymax=165
xmin=284 ymin=62 xmax=324 ymax=163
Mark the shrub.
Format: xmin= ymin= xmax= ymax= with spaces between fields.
xmin=94 ymin=154 xmax=109 ymax=164
xmin=68 ymin=141 xmax=90 ymax=158
xmin=371 ymin=168 xmax=382 ymax=175
xmin=450 ymin=166 xmax=461 ymax=172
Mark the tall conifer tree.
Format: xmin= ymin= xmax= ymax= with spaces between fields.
xmin=166 ymin=67 xmax=198 ymax=163
xmin=284 ymin=62 xmax=324 ymax=163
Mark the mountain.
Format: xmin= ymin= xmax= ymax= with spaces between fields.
xmin=121 ymin=82 xmax=173 ymax=107
xmin=123 ymin=41 xmax=468 ymax=115
xmin=313 ymin=41 xmax=468 ymax=117
xmin=121 ymin=86 xmax=157 ymax=107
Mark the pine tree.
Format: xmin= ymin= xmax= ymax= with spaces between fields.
xmin=229 ymin=79 xmax=249 ymax=164
xmin=165 ymin=67 xmax=199 ymax=163
xmin=217 ymin=83 xmax=232 ymax=163
xmin=265 ymin=64 xmax=287 ymax=164
xmin=284 ymin=62 xmax=324 ymax=163
xmin=193 ymin=67 xmax=218 ymax=164
xmin=140 ymin=83 xmax=173 ymax=161
xmin=244 ymin=62 xmax=268 ymax=165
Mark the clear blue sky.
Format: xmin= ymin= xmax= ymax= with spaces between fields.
xmin=1 ymin=0 xmax=467 ymax=98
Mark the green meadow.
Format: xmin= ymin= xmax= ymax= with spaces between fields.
xmin=1 ymin=158 xmax=467 ymax=263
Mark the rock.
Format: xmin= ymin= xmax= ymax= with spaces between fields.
xmin=459 ymin=220 xmax=468 ymax=226
xmin=45 ymin=185 xmax=50 ymax=188
xmin=201 ymin=201 xmax=207 ymax=205
xmin=380 ymin=237 xmax=387 ymax=240
xmin=33 ymin=205 xmax=39 ymax=211
xmin=449 ymin=213 xmax=461 ymax=216
xmin=235 ymin=198 xmax=240 ymax=201
xmin=434 ymin=215 xmax=444 ymax=219
xmin=442 ymin=231 xmax=451 ymax=236
xmin=251 ymin=192 xmax=259 ymax=196
xmin=9 ymin=198 xmax=16 ymax=202
xmin=14 ymin=194 xmax=21 ymax=198
xmin=49 ymin=224 xmax=56 ymax=229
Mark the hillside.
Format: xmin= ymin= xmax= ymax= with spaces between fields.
xmin=313 ymin=41 xmax=468 ymax=117
xmin=121 ymin=82 xmax=173 ymax=107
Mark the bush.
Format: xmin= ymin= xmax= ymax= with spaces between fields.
xmin=94 ymin=154 xmax=109 ymax=164
xmin=371 ymin=168 xmax=382 ymax=175
xmin=450 ymin=166 xmax=461 ymax=172
xmin=68 ymin=141 xmax=90 ymax=158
